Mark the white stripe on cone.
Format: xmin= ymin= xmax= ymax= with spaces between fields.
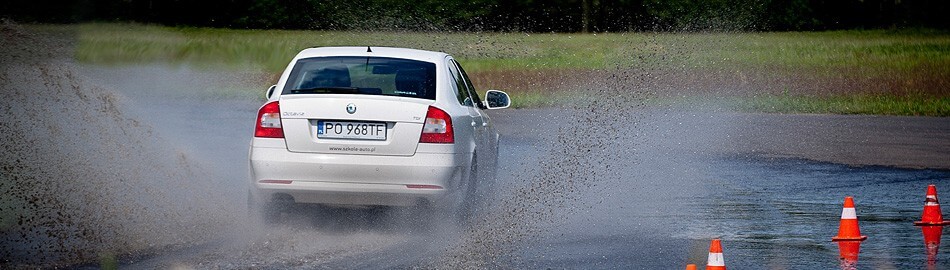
xmin=926 ymin=195 xmax=939 ymax=206
xmin=707 ymin=252 xmax=725 ymax=266
xmin=840 ymin=208 xmax=857 ymax=219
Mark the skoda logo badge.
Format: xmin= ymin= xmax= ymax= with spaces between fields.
xmin=346 ymin=103 xmax=357 ymax=114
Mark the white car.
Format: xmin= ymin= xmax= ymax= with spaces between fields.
xmin=248 ymin=46 xmax=511 ymax=220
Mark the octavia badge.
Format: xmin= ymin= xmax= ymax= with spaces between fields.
xmin=346 ymin=103 xmax=357 ymax=114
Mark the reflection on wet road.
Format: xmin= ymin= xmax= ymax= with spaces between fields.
xmin=526 ymin=155 xmax=950 ymax=269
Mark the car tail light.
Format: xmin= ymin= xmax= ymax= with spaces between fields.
xmin=419 ymin=106 xmax=453 ymax=143
xmin=255 ymin=101 xmax=284 ymax=138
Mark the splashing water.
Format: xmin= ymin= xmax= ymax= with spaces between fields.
xmin=0 ymin=22 xmax=239 ymax=267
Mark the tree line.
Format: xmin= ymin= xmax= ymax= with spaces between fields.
xmin=5 ymin=0 xmax=948 ymax=32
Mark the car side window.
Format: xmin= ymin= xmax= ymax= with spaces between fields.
xmin=455 ymin=61 xmax=485 ymax=109
xmin=447 ymin=59 xmax=473 ymax=107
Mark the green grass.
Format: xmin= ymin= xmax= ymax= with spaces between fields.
xmin=68 ymin=23 xmax=950 ymax=74
xmin=507 ymin=91 xmax=567 ymax=109
xmin=735 ymin=94 xmax=950 ymax=116
xmin=38 ymin=23 xmax=950 ymax=115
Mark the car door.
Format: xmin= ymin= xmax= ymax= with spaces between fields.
xmin=451 ymin=59 xmax=489 ymax=172
xmin=447 ymin=59 xmax=483 ymax=159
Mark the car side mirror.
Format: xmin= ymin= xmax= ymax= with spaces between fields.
xmin=265 ymin=85 xmax=277 ymax=99
xmin=484 ymin=90 xmax=510 ymax=109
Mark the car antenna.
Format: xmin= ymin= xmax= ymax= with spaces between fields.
xmin=366 ymin=46 xmax=372 ymax=53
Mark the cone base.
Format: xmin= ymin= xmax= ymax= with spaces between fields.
xmin=914 ymin=221 xmax=950 ymax=226
xmin=832 ymin=235 xmax=868 ymax=241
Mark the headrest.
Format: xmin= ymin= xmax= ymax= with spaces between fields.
xmin=306 ymin=66 xmax=350 ymax=88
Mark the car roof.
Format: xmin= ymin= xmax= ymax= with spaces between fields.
xmin=296 ymin=47 xmax=449 ymax=63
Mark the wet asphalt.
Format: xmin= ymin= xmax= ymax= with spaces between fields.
xmin=71 ymin=65 xmax=950 ymax=269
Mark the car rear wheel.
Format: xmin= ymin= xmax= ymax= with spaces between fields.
xmin=456 ymin=153 xmax=479 ymax=224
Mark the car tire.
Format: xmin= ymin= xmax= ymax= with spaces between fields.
xmin=456 ymin=153 xmax=479 ymax=224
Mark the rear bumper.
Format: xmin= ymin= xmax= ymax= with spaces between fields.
xmin=249 ymin=138 xmax=467 ymax=206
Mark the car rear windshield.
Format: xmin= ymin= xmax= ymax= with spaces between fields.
xmin=281 ymin=56 xmax=437 ymax=100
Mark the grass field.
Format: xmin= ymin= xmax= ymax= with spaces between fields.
xmin=43 ymin=23 xmax=950 ymax=115
xmin=734 ymin=94 xmax=950 ymax=115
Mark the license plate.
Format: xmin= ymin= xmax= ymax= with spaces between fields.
xmin=317 ymin=120 xmax=387 ymax=140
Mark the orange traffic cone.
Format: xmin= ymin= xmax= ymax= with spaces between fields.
xmin=706 ymin=239 xmax=726 ymax=270
xmin=922 ymin=226 xmax=943 ymax=265
xmin=832 ymin=196 xmax=868 ymax=241
xmin=837 ymin=241 xmax=861 ymax=270
xmin=685 ymin=264 xmax=697 ymax=270
xmin=915 ymin=184 xmax=950 ymax=226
